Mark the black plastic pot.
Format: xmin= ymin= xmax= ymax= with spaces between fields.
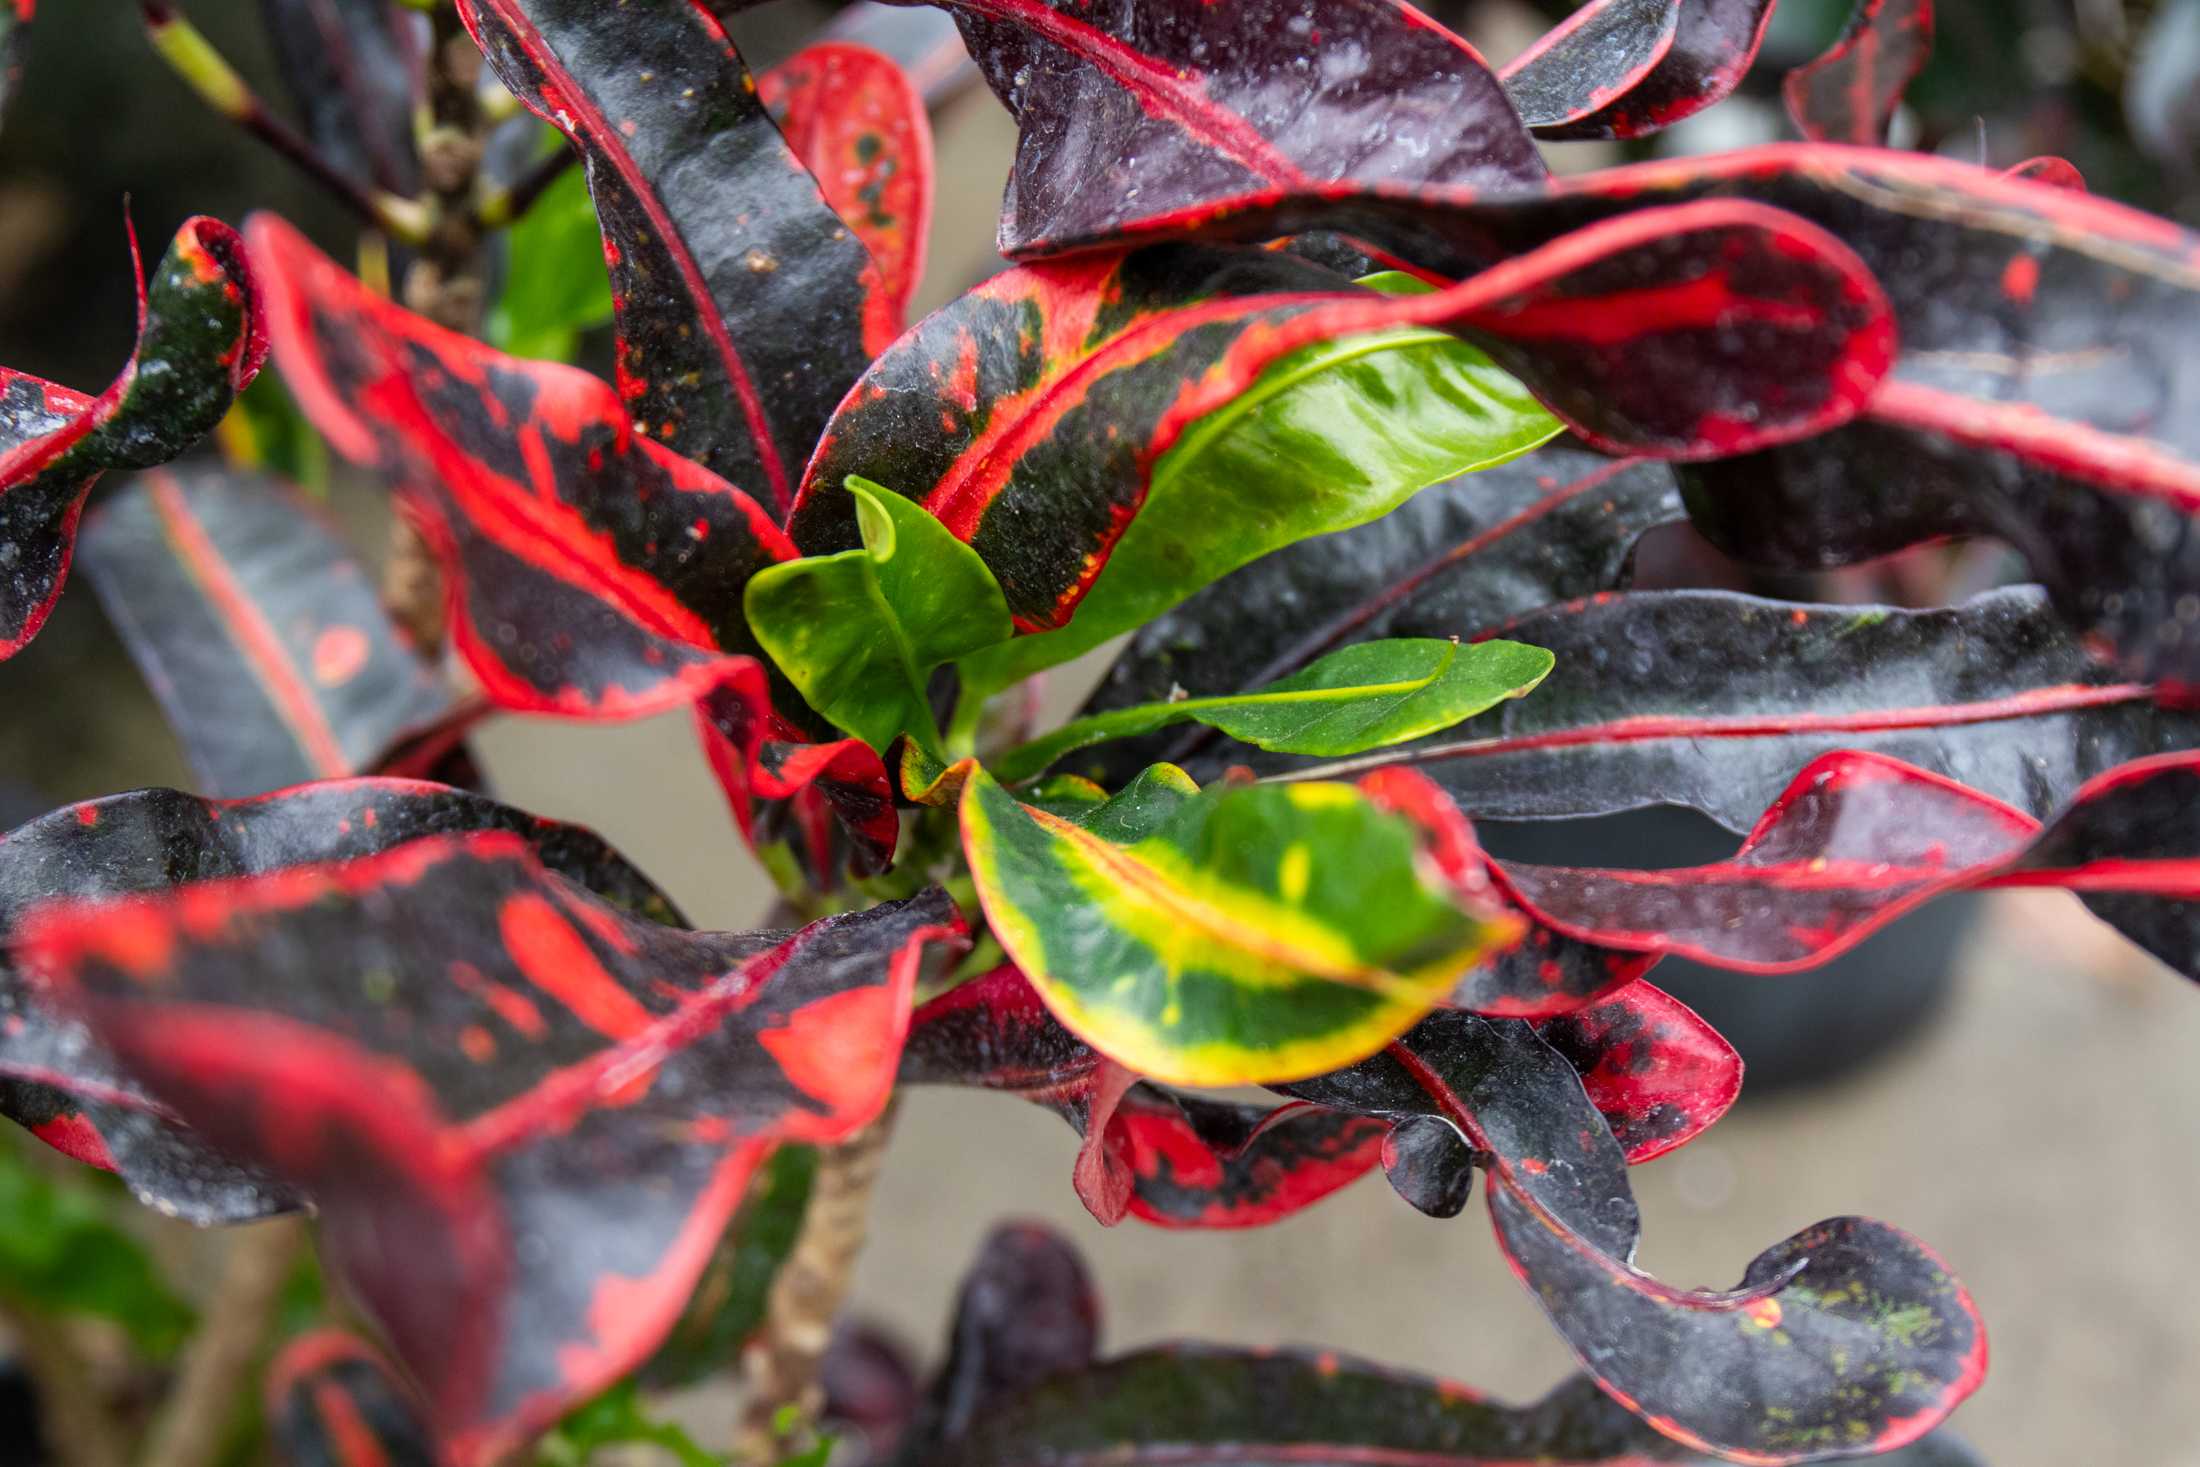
xmin=1476 ymin=807 xmax=1974 ymax=1096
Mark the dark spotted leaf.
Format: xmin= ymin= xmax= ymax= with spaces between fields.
xmin=961 ymin=762 xmax=1527 ymax=1085
xmin=1247 ymin=587 xmax=2198 ymax=833
xmin=902 ymin=964 xmax=1388 ymax=1228
xmin=456 ymin=0 xmax=875 ymax=519
xmin=1782 ymin=0 xmax=1935 ymax=146
xmin=1537 ymin=982 xmax=1740 ymax=1165
xmin=1299 ymin=1014 xmax=1984 ymax=1461
xmin=0 ymin=779 xmax=684 ymax=1225
xmin=257 ymin=0 xmax=422 ymax=195
xmin=748 ymin=476 xmax=1013 ymax=755
xmin=760 ymin=41 xmax=934 ymax=344
xmin=1077 ymin=439 xmax=1681 ymax=786
xmin=1 ymin=216 xmax=264 ymax=660
xmin=991 ymin=637 xmax=1553 ymax=784
xmin=250 ymin=213 xmax=795 ymax=718
xmin=693 ymin=658 xmax=902 ymax=884
xmin=930 ymin=1343 xmax=1986 ymax=1467
xmin=1500 ymin=747 xmax=2200 ymax=983
xmin=921 ymin=0 xmax=1547 ymax=258
xmin=267 ymin=1332 xmax=439 ymax=1467
xmin=78 ymin=466 xmax=458 ymax=798
xmin=1018 ymin=148 xmax=2200 ymax=683
xmin=795 ymin=203 xmax=1891 ymax=645
xmin=1501 ymin=0 xmax=1776 ymax=141
xmin=23 ymin=842 xmax=963 ymax=1465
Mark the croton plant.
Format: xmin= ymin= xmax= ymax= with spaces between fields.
xmin=0 ymin=0 xmax=2194 ymax=1462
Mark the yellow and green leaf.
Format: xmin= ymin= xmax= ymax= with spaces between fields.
xmin=960 ymin=765 xmax=1525 ymax=1086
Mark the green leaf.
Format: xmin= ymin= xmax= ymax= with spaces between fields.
xmin=746 ymin=476 xmax=1014 ymax=754
xmin=991 ymin=637 xmax=1554 ymax=783
xmin=220 ymin=371 xmax=329 ymax=493
xmin=645 ymin=1144 xmax=817 ymax=1388
xmin=542 ymin=1379 xmax=727 ymax=1467
xmin=957 ymin=275 xmax=1562 ymax=698
xmin=959 ymin=764 xmax=1524 ymax=1086
xmin=0 ymin=1137 xmax=194 ymax=1357
xmin=487 ymin=143 xmax=615 ymax=364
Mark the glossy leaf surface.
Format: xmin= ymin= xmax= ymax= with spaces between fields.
xmin=995 ymin=637 xmax=1552 ymax=783
xmin=934 ymin=0 xmax=1547 ymax=258
xmin=267 ymin=1332 xmax=439 ymax=1467
xmin=760 ymin=41 xmax=934 ymax=349
xmin=1 ymin=216 xmax=264 ymax=660
xmin=78 ymin=466 xmax=456 ymax=798
xmin=1079 ymin=439 xmax=1681 ymax=785
xmin=457 ymin=0 xmax=874 ymax=519
xmin=693 ymin=661 xmax=901 ymax=884
xmin=934 ymin=1345 xmax=1983 ymax=1467
xmin=1244 ymin=587 xmax=2197 ymax=833
xmin=747 ymin=477 xmax=1012 ymax=754
xmin=257 ymin=0 xmax=421 ymax=194
xmin=0 ymin=779 xmax=682 ymax=1225
xmin=798 ymin=204 xmax=1890 ymax=644
xmin=26 ymin=842 xmax=962 ymax=1465
xmin=251 ymin=214 xmax=793 ymax=718
xmin=1502 ymin=0 xmax=1776 ymax=140
xmin=902 ymin=965 xmax=1388 ymax=1227
xmin=1782 ymin=0 xmax=1935 ymax=145
xmin=962 ymin=765 xmax=1524 ymax=1084
xmin=1504 ymin=748 xmax=2200 ymax=982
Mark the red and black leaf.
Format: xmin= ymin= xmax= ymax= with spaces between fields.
xmin=1782 ymin=0 xmax=1934 ymax=146
xmin=457 ymin=0 xmax=875 ymax=520
xmin=924 ymin=0 xmax=1546 ymax=259
xmin=78 ymin=466 xmax=459 ymax=799
xmin=760 ymin=41 xmax=934 ymax=351
xmin=1246 ymin=587 xmax=2197 ymax=834
xmin=901 ymin=964 xmax=1387 ymax=1228
xmin=794 ymin=204 xmax=1892 ymax=630
xmin=24 ymin=839 xmax=963 ymax=1464
xmin=1499 ymin=747 xmax=2200 ymax=983
xmin=1017 ymin=148 xmax=2200 ymax=681
xmin=1501 ymin=0 xmax=1776 ymax=141
xmin=0 ymin=216 xmax=264 ymax=661
xmin=257 ymin=0 xmax=422 ymax=196
xmin=0 ymin=779 xmax=683 ymax=1224
xmin=1536 ymin=982 xmax=1741 ymax=1165
xmin=249 ymin=213 xmax=795 ymax=719
xmin=268 ymin=1332 xmax=438 ymax=1467
xmin=694 ymin=659 xmax=901 ymax=884
xmin=929 ymin=1341 xmax=1986 ymax=1467
xmin=1076 ymin=439 xmax=1682 ymax=785
xmin=1299 ymin=1013 xmax=1985 ymax=1461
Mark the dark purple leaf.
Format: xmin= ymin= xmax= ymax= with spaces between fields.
xmin=1247 ymin=587 xmax=2196 ymax=832
xmin=249 ymin=213 xmax=796 ymax=718
xmin=1 ymin=216 xmax=265 ymax=661
xmin=793 ymin=203 xmax=1893 ymax=632
xmin=1502 ymin=0 xmax=1777 ymax=141
xmin=929 ymin=0 xmax=1546 ymax=258
xmin=456 ymin=0 xmax=875 ymax=519
xmin=1782 ymin=0 xmax=1934 ymax=146
xmin=0 ymin=779 xmax=683 ymax=1225
xmin=78 ymin=466 xmax=458 ymax=799
xmin=267 ymin=1332 xmax=438 ymax=1467
xmin=901 ymin=964 xmax=1388 ymax=1228
xmin=256 ymin=0 xmax=422 ymax=195
xmin=24 ymin=842 xmax=963 ymax=1465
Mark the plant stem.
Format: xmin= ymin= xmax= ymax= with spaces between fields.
xmin=137 ymin=2 xmax=429 ymax=244
xmin=737 ymin=1108 xmax=898 ymax=1463
xmin=140 ymin=1218 xmax=306 ymax=1467
xmin=0 ymin=1296 xmax=131 ymax=1467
